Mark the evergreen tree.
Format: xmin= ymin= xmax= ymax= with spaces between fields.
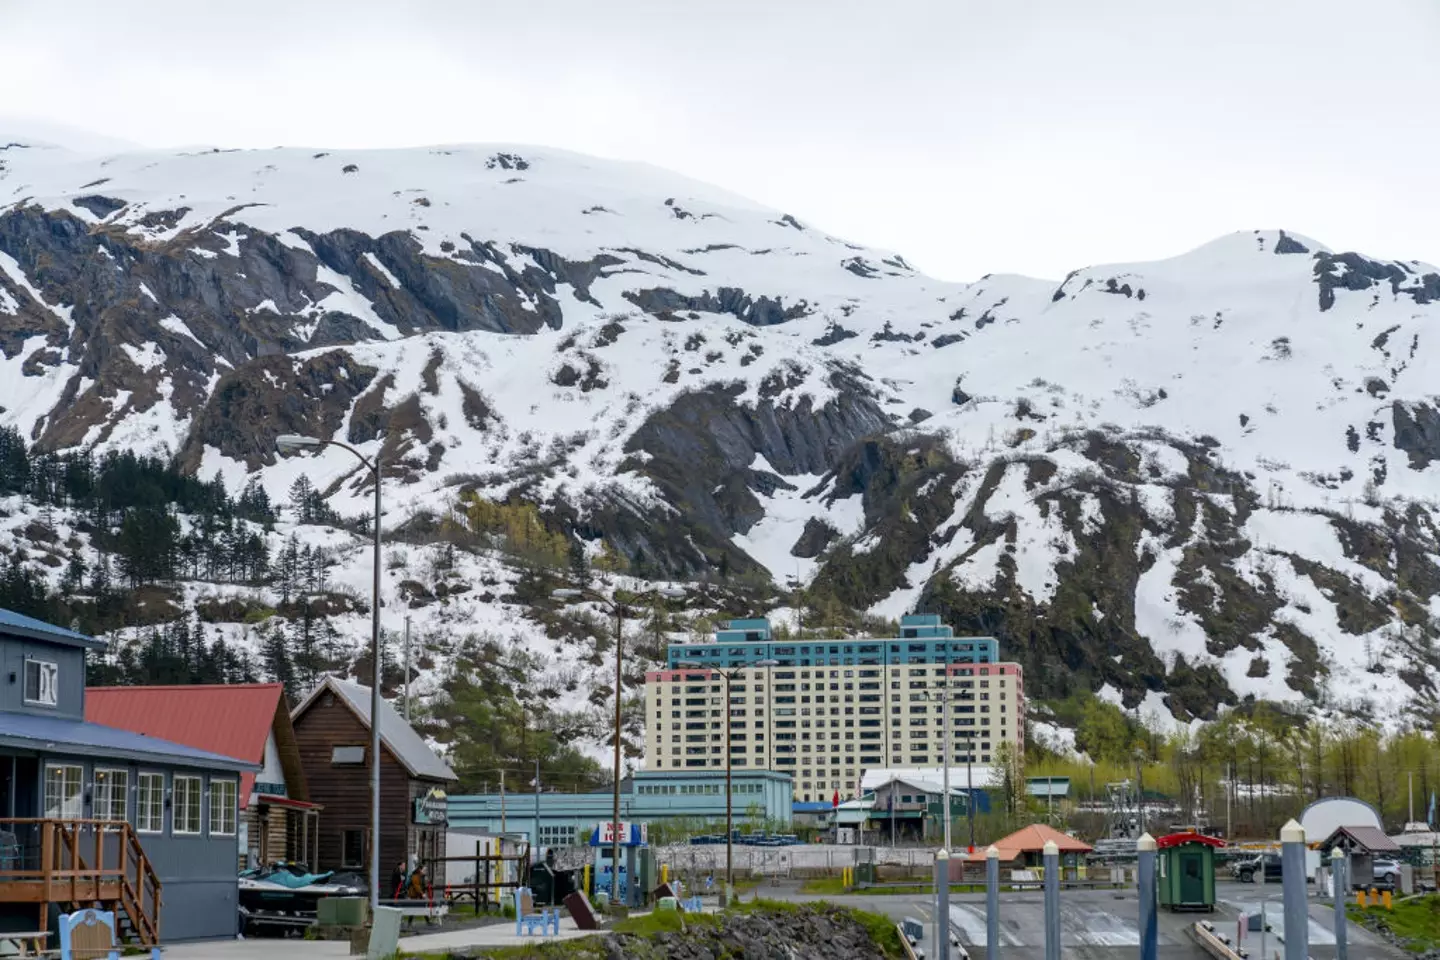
xmin=260 ymin=623 xmax=296 ymax=696
xmin=277 ymin=535 xmax=302 ymax=604
xmin=289 ymin=475 xmax=317 ymax=524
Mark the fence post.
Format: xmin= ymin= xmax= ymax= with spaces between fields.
xmin=986 ymin=845 xmax=999 ymax=960
xmin=1331 ymin=846 xmax=1348 ymax=960
xmin=1137 ymin=833 xmax=1157 ymax=960
xmin=1043 ymin=840 xmax=1060 ymax=960
xmin=1280 ymin=820 xmax=1308 ymax=960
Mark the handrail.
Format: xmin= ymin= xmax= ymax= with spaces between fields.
xmin=0 ymin=817 xmax=161 ymax=946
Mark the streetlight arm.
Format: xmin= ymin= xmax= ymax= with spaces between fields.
xmin=320 ymin=438 xmax=379 ymax=474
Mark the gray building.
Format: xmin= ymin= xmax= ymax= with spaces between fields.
xmin=0 ymin=607 xmax=257 ymax=943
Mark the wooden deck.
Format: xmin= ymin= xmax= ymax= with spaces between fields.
xmin=0 ymin=818 xmax=162 ymax=945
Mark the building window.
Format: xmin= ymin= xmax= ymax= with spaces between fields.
xmin=342 ymin=829 xmax=365 ymax=868
xmin=94 ymin=769 xmax=129 ymax=822
xmin=44 ymin=764 xmax=82 ymax=819
xmin=137 ymin=773 xmax=164 ymax=832
xmin=173 ymin=776 xmax=202 ymax=835
xmin=23 ymin=659 xmax=59 ymax=707
xmin=332 ymin=745 xmax=366 ymax=765
xmin=210 ymin=779 xmax=238 ymax=836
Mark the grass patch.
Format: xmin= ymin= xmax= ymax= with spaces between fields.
xmin=1350 ymin=896 xmax=1440 ymax=952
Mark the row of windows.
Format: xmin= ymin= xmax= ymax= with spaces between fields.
xmin=635 ymin=782 xmax=765 ymax=795
xmin=44 ymin=765 xmax=237 ymax=836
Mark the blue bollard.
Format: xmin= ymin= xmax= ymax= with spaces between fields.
xmin=1331 ymin=846 xmax=1348 ymax=960
xmin=1137 ymin=833 xmax=1157 ymax=960
xmin=1281 ymin=820 xmax=1308 ymax=960
xmin=986 ymin=845 xmax=999 ymax=960
xmin=935 ymin=848 xmax=951 ymax=960
xmin=1043 ymin=840 xmax=1060 ymax=960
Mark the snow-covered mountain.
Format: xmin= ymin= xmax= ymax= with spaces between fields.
xmin=2 ymin=133 xmax=1438 ymax=734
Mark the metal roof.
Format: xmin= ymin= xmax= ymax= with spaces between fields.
xmin=0 ymin=607 xmax=106 ymax=650
xmin=293 ymin=677 xmax=457 ymax=782
xmin=1027 ymin=777 xmax=1071 ymax=798
xmin=1 ymin=711 xmax=258 ymax=771
xmin=1322 ymin=825 xmax=1402 ymax=854
xmin=992 ymin=823 xmax=1094 ymax=860
xmin=86 ymin=683 xmax=287 ymax=803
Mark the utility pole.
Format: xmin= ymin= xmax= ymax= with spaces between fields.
xmin=403 ymin=615 xmax=412 ymax=722
xmin=500 ymin=769 xmax=507 ymax=833
xmin=1226 ymin=763 xmax=1233 ymax=841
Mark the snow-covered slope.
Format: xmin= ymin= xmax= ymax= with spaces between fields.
xmin=2 ymin=134 xmax=1439 ymax=732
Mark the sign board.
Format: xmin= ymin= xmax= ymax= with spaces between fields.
xmin=254 ymin=781 xmax=287 ymax=798
xmin=591 ymin=821 xmax=648 ymax=846
xmin=413 ymin=787 xmax=448 ymax=826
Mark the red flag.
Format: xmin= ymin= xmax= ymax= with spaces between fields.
xmin=832 ymin=790 xmax=840 ymax=809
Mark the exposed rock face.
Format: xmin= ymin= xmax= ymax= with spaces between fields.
xmin=619 ymin=373 xmax=893 ymax=574
xmin=1393 ymin=400 xmax=1440 ymax=470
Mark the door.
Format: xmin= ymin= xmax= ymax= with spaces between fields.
xmin=1180 ymin=851 xmax=1205 ymax=904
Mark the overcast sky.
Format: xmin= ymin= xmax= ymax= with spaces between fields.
xmin=4 ymin=0 xmax=1438 ymax=280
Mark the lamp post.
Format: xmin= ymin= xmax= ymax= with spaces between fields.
xmin=918 ymin=688 xmax=952 ymax=852
xmin=276 ymin=433 xmax=383 ymax=914
xmin=552 ymin=583 xmax=686 ymax=906
xmin=678 ymin=658 xmax=778 ymax=907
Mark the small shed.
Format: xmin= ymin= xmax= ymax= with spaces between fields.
xmin=1156 ymin=831 xmax=1224 ymax=912
xmin=992 ymin=824 xmax=1093 ymax=868
xmin=1320 ymin=825 xmax=1401 ymax=889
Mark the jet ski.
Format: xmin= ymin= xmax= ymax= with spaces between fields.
xmin=238 ymin=862 xmax=367 ymax=933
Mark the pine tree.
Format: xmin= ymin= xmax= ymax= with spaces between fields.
xmin=277 ymin=536 xmax=301 ymax=604
xmin=289 ymin=475 xmax=316 ymax=524
xmin=261 ymin=623 xmax=296 ymax=696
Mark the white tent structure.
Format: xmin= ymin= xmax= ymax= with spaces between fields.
xmin=1299 ymin=797 xmax=1382 ymax=842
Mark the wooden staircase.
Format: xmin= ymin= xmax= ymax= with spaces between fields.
xmin=0 ymin=818 xmax=162 ymax=946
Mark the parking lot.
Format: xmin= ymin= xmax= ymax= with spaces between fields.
xmin=760 ymin=880 xmax=1406 ymax=959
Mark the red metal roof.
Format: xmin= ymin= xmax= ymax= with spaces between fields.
xmin=1156 ymin=831 xmax=1226 ymax=850
xmin=993 ymin=823 xmax=1094 ymax=860
xmin=86 ymin=683 xmax=285 ymax=804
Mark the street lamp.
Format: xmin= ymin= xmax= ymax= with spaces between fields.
xmin=276 ymin=433 xmax=383 ymax=913
xmin=918 ymin=687 xmax=953 ymax=853
xmin=551 ymin=583 xmax=686 ymax=906
xmin=677 ymin=658 xmax=778 ymax=907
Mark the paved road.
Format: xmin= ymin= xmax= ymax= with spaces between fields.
xmin=754 ymin=879 xmax=1405 ymax=960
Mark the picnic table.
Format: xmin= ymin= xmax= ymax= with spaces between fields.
xmin=0 ymin=930 xmax=50 ymax=956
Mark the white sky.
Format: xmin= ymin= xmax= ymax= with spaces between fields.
xmin=3 ymin=0 xmax=1438 ymax=281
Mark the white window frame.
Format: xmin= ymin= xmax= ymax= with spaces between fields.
xmin=23 ymin=658 xmax=59 ymax=707
xmin=209 ymin=779 xmax=238 ymax=836
xmin=44 ymin=764 xmax=83 ymax=819
xmin=136 ymin=773 xmax=165 ymax=833
xmin=93 ymin=768 xmax=129 ymax=822
xmin=173 ymin=775 xmax=203 ymax=835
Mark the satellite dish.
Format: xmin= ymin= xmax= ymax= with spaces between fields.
xmin=1299 ymin=797 xmax=1382 ymax=841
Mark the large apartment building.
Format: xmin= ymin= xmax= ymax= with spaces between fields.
xmin=644 ymin=614 xmax=1026 ymax=803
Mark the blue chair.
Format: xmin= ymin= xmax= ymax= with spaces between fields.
xmin=58 ymin=909 xmax=163 ymax=960
xmin=58 ymin=909 xmax=121 ymax=960
xmin=514 ymin=888 xmax=559 ymax=937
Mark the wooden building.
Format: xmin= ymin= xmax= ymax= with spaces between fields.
xmin=290 ymin=677 xmax=456 ymax=889
xmin=86 ymin=683 xmax=320 ymax=869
